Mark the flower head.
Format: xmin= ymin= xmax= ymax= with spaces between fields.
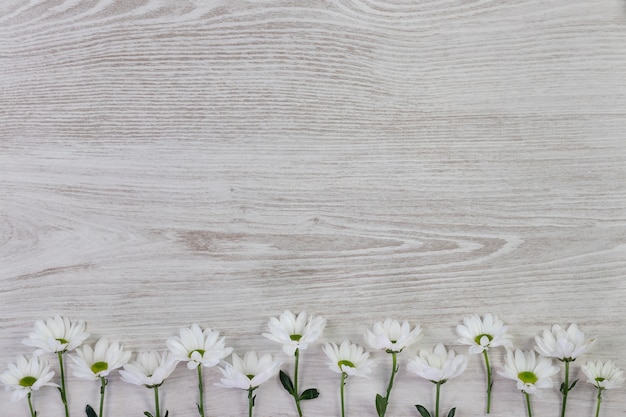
xmin=0 ymin=355 xmax=58 ymax=401
xmin=407 ymin=343 xmax=467 ymax=383
xmin=323 ymin=340 xmax=375 ymax=377
xmin=166 ymin=324 xmax=233 ymax=370
xmin=70 ymin=337 xmax=131 ymax=380
xmin=119 ymin=351 xmax=179 ymax=388
xmin=22 ymin=315 xmax=89 ymax=355
xmin=499 ymin=349 xmax=559 ymax=396
xmin=534 ymin=323 xmax=596 ymax=362
xmin=581 ymin=360 xmax=625 ymax=390
xmin=216 ymin=351 xmax=282 ymax=390
xmin=364 ymin=319 xmax=422 ymax=353
xmin=456 ymin=313 xmax=512 ymax=354
xmin=263 ymin=310 xmax=326 ymax=356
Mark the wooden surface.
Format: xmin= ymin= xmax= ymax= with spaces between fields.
xmin=1 ymin=0 xmax=625 ymax=416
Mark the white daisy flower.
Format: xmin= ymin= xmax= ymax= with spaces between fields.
xmin=407 ymin=343 xmax=467 ymax=383
xmin=216 ymin=351 xmax=283 ymax=390
xmin=22 ymin=315 xmax=89 ymax=355
xmin=581 ymin=360 xmax=625 ymax=390
xmin=365 ymin=318 xmax=422 ymax=353
xmin=456 ymin=313 xmax=512 ymax=354
xmin=499 ymin=349 xmax=559 ymax=396
xmin=0 ymin=355 xmax=58 ymax=402
xmin=534 ymin=323 xmax=596 ymax=361
xmin=263 ymin=310 xmax=326 ymax=356
xmin=323 ymin=340 xmax=375 ymax=377
xmin=166 ymin=323 xmax=232 ymax=370
xmin=119 ymin=351 xmax=179 ymax=388
xmin=70 ymin=338 xmax=131 ymax=380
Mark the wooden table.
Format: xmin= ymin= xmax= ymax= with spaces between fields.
xmin=1 ymin=1 xmax=625 ymax=416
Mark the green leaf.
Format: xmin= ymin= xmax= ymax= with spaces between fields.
xmin=299 ymin=388 xmax=320 ymax=401
xmin=376 ymin=394 xmax=388 ymax=417
xmin=85 ymin=405 xmax=98 ymax=417
xmin=447 ymin=407 xmax=456 ymax=417
xmin=144 ymin=412 xmax=154 ymax=417
xmin=569 ymin=379 xmax=578 ymax=390
xmin=164 ymin=411 xmax=169 ymax=417
xmin=415 ymin=404 xmax=431 ymax=417
xmin=560 ymin=382 xmax=565 ymax=394
xmin=279 ymin=370 xmax=295 ymax=395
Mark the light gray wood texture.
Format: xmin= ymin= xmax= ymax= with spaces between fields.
xmin=1 ymin=0 xmax=625 ymax=416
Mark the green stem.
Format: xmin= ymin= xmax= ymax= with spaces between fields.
xmin=482 ymin=350 xmax=492 ymax=414
xmin=197 ymin=365 xmax=205 ymax=417
xmin=435 ymin=381 xmax=441 ymax=417
xmin=58 ymin=352 xmax=70 ymax=417
xmin=524 ymin=392 xmax=532 ymax=417
xmin=248 ymin=388 xmax=256 ymax=417
xmin=560 ymin=361 xmax=570 ymax=417
xmin=27 ymin=392 xmax=36 ymax=417
xmin=340 ymin=372 xmax=347 ymax=417
xmin=384 ymin=351 xmax=398 ymax=414
xmin=294 ymin=348 xmax=303 ymax=417
xmin=595 ymin=388 xmax=603 ymax=417
xmin=154 ymin=385 xmax=161 ymax=417
xmin=99 ymin=377 xmax=107 ymax=417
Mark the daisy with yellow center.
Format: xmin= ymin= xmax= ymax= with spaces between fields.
xmin=581 ymin=360 xmax=625 ymax=417
xmin=0 ymin=355 xmax=58 ymax=417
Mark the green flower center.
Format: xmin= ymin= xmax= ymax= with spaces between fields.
xmin=474 ymin=334 xmax=493 ymax=345
xmin=290 ymin=334 xmax=302 ymax=342
xmin=188 ymin=349 xmax=205 ymax=358
xmin=338 ymin=360 xmax=355 ymax=368
xmin=91 ymin=361 xmax=108 ymax=374
xmin=518 ymin=371 xmax=538 ymax=384
xmin=19 ymin=376 xmax=37 ymax=387
xmin=595 ymin=377 xmax=606 ymax=383
xmin=246 ymin=374 xmax=255 ymax=380
xmin=56 ymin=338 xmax=69 ymax=344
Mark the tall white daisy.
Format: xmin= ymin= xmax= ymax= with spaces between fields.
xmin=581 ymin=360 xmax=625 ymax=417
xmin=216 ymin=351 xmax=282 ymax=417
xmin=324 ymin=341 xmax=375 ymax=417
xmin=534 ymin=323 xmax=596 ymax=417
xmin=456 ymin=313 xmax=512 ymax=413
xmin=120 ymin=351 xmax=179 ymax=417
xmin=499 ymin=349 xmax=559 ymax=417
xmin=166 ymin=324 xmax=232 ymax=417
xmin=262 ymin=310 xmax=326 ymax=417
xmin=365 ymin=319 xmax=421 ymax=417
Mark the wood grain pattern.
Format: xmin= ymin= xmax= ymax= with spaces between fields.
xmin=1 ymin=0 xmax=625 ymax=416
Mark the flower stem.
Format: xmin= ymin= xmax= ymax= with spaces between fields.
xmin=482 ymin=350 xmax=492 ymax=414
xmin=154 ymin=385 xmax=161 ymax=417
xmin=382 ymin=351 xmax=398 ymax=416
xmin=435 ymin=381 xmax=441 ymax=417
xmin=595 ymin=388 xmax=603 ymax=417
xmin=340 ymin=372 xmax=347 ymax=417
xmin=58 ymin=352 xmax=70 ymax=417
xmin=560 ymin=360 xmax=570 ymax=417
xmin=99 ymin=377 xmax=107 ymax=417
xmin=27 ymin=392 xmax=36 ymax=417
xmin=524 ymin=392 xmax=532 ymax=417
xmin=294 ymin=348 xmax=303 ymax=417
xmin=197 ymin=365 xmax=205 ymax=417
xmin=248 ymin=388 xmax=256 ymax=417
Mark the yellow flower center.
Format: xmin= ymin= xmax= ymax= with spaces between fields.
xmin=246 ymin=374 xmax=255 ymax=380
xmin=290 ymin=334 xmax=302 ymax=342
xmin=595 ymin=377 xmax=606 ymax=383
xmin=19 ymin=376 xmax=37 ymax=387
xmin=338 ymin=360 xmax=355 ymax=368
xmin=474 ymin=334 xmax=493 ymax=345
xmin=56 ymin=338 xmax=69 ymax=344
xmin=188 ymin=349 xmax=205 ymax=358
xmin=91 ymin=361 xmax=108 ymax=374
xmin=518 ymin=371 xmax=538 ymax=384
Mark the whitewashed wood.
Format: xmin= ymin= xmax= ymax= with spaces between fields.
xmin=1 ymin=0 xmax=625 ymax=416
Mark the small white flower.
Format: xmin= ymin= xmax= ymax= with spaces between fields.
xmin=499 ymin=349 xmax=559 ymax=396
xmin=407 ymin=343 xmax=467 ymax=383
xmin=166 ymin=324 xmax=233 ymax=370
xmin=323 ymin=340 xmax=375 ymax=377
xmin=119 ymin=351 xmax=179 ymax=388
xmin=22 ymin=315 xmax=90 ymax=355
xmin=216 ymin=351 xmax=282 ymax=390
xmin=534 ymin=323 xmax=596 ymax=361
xmin=263 ymin=310 xmax=326 ymax=356
xmin=364 ymin=318 xmax=422 ymax=353
xmin=0 ymin=355 xmax=58 ymax=401
xmin=70 ymin=338 xmax=131 ymax=380
xmin=581 ymin=360 xmax=625 ymax=390
xmin=456 ymin=313 xmax=512 ymax=354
